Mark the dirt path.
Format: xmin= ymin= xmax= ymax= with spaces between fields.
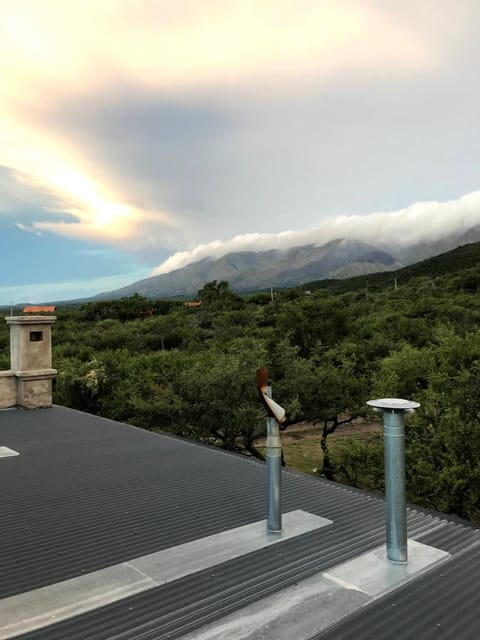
xmin=257 ymin=419 xmax=381 ymax=445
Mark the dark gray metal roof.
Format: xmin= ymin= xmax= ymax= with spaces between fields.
xmin=0 ymin=406 xmax=479 ymax=639
xmin=312 ymin=545 xmax=480 ymax=640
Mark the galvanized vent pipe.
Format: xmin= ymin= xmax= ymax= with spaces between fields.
xmin=367 ymin=398 xmax=420 ymax=563
xmin=265 ymin=385 xmax=282 ymax=532
xmin=256 ymin=368 xmax=286 ymax=533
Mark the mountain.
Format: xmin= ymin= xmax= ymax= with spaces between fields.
xmin=94 ymin=229 xmax=480 ymax=300
xmin=94 ymin=239 xmax=402 ymax=299
xmin=302 ymin=240 xmax=480 ymax=294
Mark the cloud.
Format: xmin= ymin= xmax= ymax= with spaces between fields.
xmin=0 ymin=166 xmax=65 ymax=216
xmin=26 ymin=67 xmax=480 ymax=253
xmin=0 ymin=0 xmax=441 ymax=254
xmin=152 ymin=191 xmax=480 ymax=274
xmin=0 ymin=163 xmax=180 ymax=254
xmin=0 ymin=0 xmax=479 ymax=265
xmin=15 ymin=223 xmax=42 ymax=236
xmin=0 ymin=1 xmax=435 ymax=96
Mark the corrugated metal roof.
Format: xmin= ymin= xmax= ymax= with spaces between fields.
xmin=0 ymin=406 xmax=478 ymax=639
xmin=312 ymin=545 xmax=480 ymax=640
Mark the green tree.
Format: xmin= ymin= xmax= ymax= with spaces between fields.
xmin=197 ymin=280 xmax=244 ymax=311
xmin=174 ymin=343 xmax=267 ymax=458
xmin=272 ymin=339 xmax=369 ymax=479
xmin=372 ymin=328 xmax=480 ymax=520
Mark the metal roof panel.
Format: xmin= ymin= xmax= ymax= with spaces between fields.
xmin=0 ymin=406 xmax=478 ymax=639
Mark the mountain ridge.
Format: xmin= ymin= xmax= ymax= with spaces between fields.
xmin=93 ymin=227 xmax=480 ymax=300
xmin=302 ymin=240 xmax=480 ymax=294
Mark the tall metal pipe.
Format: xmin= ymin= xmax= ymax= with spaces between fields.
xmin=367 ymin=398 xmax=420 ymax=563
xmin=266 ymin=386 xmax=282 ymax=532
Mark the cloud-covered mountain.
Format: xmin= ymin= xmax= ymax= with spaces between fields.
xmin=94 ymin=226 xmax=480 ymax=300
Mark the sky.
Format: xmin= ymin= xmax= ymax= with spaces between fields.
xmin=1 ymin=0 xmax=479 ymax=304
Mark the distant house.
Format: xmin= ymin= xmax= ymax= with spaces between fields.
xmin=23 ymin=305 xmax=56 ymax=313
xmin=184 ymin=300 xmax=203 ymax=308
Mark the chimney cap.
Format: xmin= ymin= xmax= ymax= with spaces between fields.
xmin=6 ymin=315 xmax=57 ymax=325
xmin=23 ymin=306 xmax=56 ymax=313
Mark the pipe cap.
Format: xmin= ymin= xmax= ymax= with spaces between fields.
xmin=367 ymin=398 xmax=420 ymax=412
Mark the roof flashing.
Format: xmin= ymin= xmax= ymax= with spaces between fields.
xmin=0 ymin=447 xmax=19 ymax=458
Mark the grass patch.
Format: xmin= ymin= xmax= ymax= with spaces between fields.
xmin=257 ymin=429 xmax=384 ymax=488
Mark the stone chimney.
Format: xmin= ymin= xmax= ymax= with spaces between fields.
xmin=0 ymin=316 xmax=57 ymax=409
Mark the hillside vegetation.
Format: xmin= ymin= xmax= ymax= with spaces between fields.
xmin=301 ymin=240 xmax=480 ymax=294
xmin=1 ymin=242 xmax=479 ymax=521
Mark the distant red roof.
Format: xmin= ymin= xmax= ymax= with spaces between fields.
xmin=184 ymin=301 xmax=203 ymax=308
xmin=23 ymin=306 xmax=56 ymax=313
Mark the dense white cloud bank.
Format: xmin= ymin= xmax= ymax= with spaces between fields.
xmin=152 ymin=191 xmax=480 ymax=275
